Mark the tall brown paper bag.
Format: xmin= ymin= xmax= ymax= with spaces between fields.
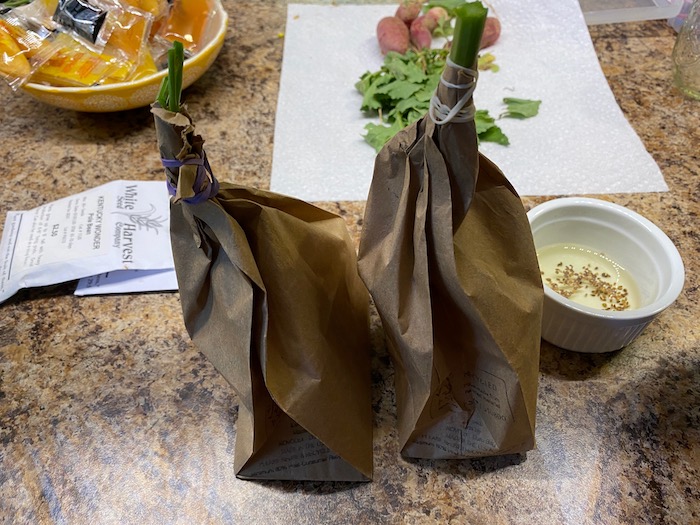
xmin=358 ymin=60 xmax=543 ymax=459
xmin=153 ymin=105 xmax=372 ymax=481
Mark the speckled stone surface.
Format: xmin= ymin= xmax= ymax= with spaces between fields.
xmin=1 ymin=2 xmax=699 ymax=524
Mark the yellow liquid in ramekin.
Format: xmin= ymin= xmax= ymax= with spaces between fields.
xmin=537 ymin=243 xmax=641 ymax=310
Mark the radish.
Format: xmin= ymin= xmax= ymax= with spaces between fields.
xmin=377 ymin=16 xmax=410 ymax=55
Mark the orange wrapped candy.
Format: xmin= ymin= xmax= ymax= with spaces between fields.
xmin=160 ymin=0 xmax=214 ymax=53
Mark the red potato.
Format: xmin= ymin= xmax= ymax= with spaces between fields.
xmin=409 ymin=15 xmax=435 ymax=50
xmin=377 ymin=16 xmax=410 ymax=54
xmin=395 ymin=0 xmax=423 ymax=26
xmin=480 ymin=17 xmax=501 ymax=49
xmin=424 ymin=6 xmax=448 ymax=27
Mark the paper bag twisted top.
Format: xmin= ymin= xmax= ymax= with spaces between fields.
xmin=429 ymin=58 xmax=478 ymax=126
xmin=152 ymin=105 xmax=219 ymax=204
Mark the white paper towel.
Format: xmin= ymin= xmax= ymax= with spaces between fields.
xmin=270 ymin=1 xmax=668 ymax=201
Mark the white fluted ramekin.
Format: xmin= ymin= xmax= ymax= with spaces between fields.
xmin=527 ymin=197 xmax=685 ymax=353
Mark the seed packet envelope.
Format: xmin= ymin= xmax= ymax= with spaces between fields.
xmin=0 ymin=180 xmax=173 ymax=304
xmin=152 ymin=106 xmax=372 ymax=481
xmin=358 ymin=62 xmax=543 ymax=459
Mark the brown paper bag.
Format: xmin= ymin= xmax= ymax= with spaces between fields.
xmin=358 ymin=62 xmax=543 ymax=459
xmin=153 ymin=106 xmax=372 ymax=481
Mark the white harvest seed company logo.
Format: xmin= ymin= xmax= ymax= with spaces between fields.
xmin=111 ymin=184 xmax=166 ymax=264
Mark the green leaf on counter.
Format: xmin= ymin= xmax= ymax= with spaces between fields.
xmin=502 ymin=97 xmax=542 ymax=119
xmin=478 ymin=52 xmax=499 ymax=72
xmin=474 ymin=109 xmax=496 ymax=135
xmin=475 ymin=110 xmax=508 ymax=145
xmin=358 ymin=75 xmax=392 ymax=112
xmin=363 ymin=120 xmax=406 ymax=151
xmin=357 ymin=48 xmax=448 ymax=152
xmin=390 ymin=59 xmax=428 ymax=85
xmin=478 ymin=122 xmax=510 ymax=145
xmin=378 ymin=79 xmax=423 ymax=101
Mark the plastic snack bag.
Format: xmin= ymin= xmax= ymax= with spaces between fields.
xmin=30 ymin=31 xmax=131 ymax=86
xmin=52 ymin=0 xmax=118 ymax=53
xmin=0 ymin=11 xmax=55 ymax=90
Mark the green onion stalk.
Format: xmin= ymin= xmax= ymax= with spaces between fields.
xmin=433 ymin=0 xmax=487 ymax=128
xmin=156 ymin=40 xmax=185 ymax=112
xmin=434 ymin=1 xmax=488 ymax=227
xmin=449 ymin=2 xmax=488 ymax=69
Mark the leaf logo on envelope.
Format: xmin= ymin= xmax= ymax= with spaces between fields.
xmin=113 ymin=204 xmax=166 ymax=233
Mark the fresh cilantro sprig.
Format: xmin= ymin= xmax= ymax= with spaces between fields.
xmin=356 ymin=48 xmax=541 ymax=152
xmin=357 ymin=48 xmax=448 ymax=130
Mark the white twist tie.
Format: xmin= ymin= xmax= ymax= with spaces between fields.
xmin=429 ymin=57 xmax=478 ymax=125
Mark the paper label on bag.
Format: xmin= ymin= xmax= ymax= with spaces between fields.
xmin=238 ymin=407 xmax=366 ymax=481
xmin=406 ymin=369 xmax=515 ymax=458
xmin=0 ymin=181 xmax=174 ymax=304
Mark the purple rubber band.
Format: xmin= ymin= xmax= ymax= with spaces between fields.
xmin=161 ymin=153 xmax=219 ymax=204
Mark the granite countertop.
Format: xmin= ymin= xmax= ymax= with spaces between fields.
xmin=1 ymin=1 xmax=699 ymax=524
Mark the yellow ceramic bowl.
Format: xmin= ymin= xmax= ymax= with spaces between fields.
xmin=21 ymin=2 xmax=228 ymax=112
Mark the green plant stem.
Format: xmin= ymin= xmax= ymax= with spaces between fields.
xmin=167 ymin=50 xmax=177 ymax=111
xmin=165 ymin=41 xmax=184 ymax=112
xmin=1 ymin=0 xmax=32 ymax=7
xmin=449 ymin=1 xmax=487 ymax=69
xmin=157 ymin=75 xmax=169 ymax=109
xmin=172 ymin=41 xmax=184 ymax=110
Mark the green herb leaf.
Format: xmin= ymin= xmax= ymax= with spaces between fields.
xmin=474 ymin=109 xmax=496 ymax=135
xmin=358 ymin=74 xmax=392 ymax=112
xmin=385 ymin=54 xmax=428 ymax=84
xmin=502 ymin=97 xmax=542 ymax=119
xmin=474 ymin=109 xmax=508 ymax=145
xmin=479 ymin=124 xmax=510 ymax=145
xmin=363 ymin=121 xmax=405 ymax=152
xmin=377 ymin=79 xmax=423 ymax=101
xmin=355 ymin=71 xmax=375 ymax=95
xmin=357 ymin=43 xmax=539 ymax=151
xmin=478 ymin=52 xmax=499 ymax=72
xmin=357 ymin=49 xmax=448 ymax=128
xmin=431 ymin=19 xmax=454 ymax=39
xmin=394 ymin=95 xmax=429 ymax=117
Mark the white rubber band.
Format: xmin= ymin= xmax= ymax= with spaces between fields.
xmin=429 ymin=57 xmax=478 ymax=125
